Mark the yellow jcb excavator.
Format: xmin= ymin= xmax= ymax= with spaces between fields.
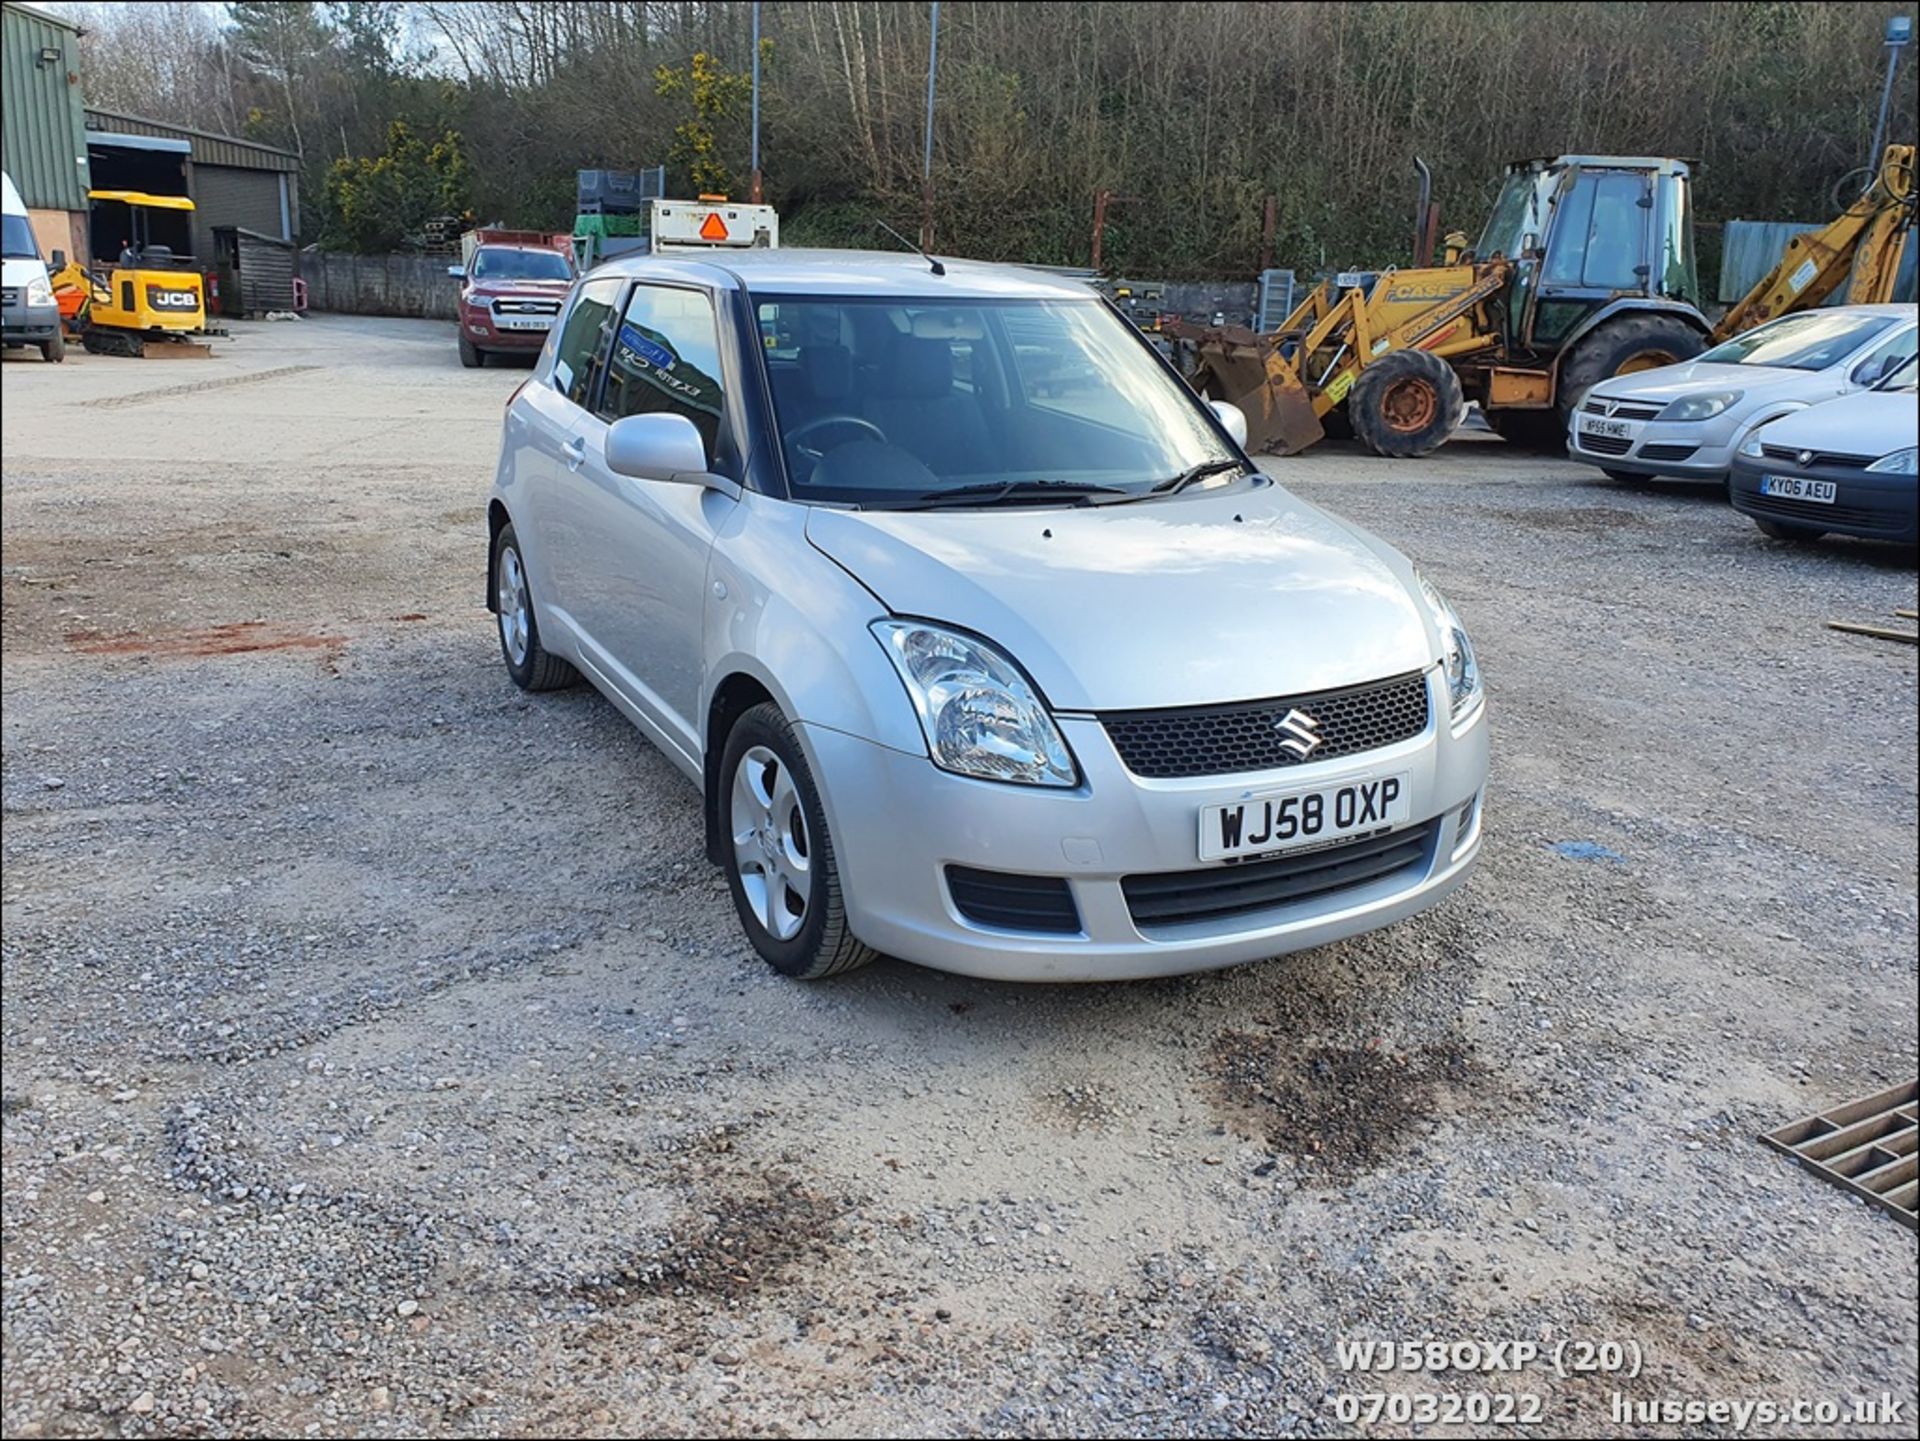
xmin=1172 ymin=144 xmax=1915 ymax=458
xmin=58 ymin=190 xmax=214 ymax=357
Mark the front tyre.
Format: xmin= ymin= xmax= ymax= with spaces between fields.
xmin=41 ymin=331 xmax=65 ymax=363
xmin=492 ymin=522 xmax=579 ymax=691
xmin=721 ymin=703 xmax=877 ymax=980
xmin=1349 ymin=350 xmax=1465 ymax=458
xmin=459 ymin=332 xmax=484 ymax=369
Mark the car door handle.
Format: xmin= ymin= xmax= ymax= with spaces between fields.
xmin=561 ymin=437 xmax=587 ymax=471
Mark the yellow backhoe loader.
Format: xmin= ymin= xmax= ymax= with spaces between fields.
xmin=1173 ymin=144 xmax=1915 ymax=458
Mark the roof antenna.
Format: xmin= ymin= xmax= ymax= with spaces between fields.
xmin=874 ymin=219 xmax=945 ymax=276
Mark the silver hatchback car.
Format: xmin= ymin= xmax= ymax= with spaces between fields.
xmin=486 ymin=250 xmax=1489 ymax=981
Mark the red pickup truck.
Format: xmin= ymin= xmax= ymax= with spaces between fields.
xmin=452 ymin=235 xmax=575 ymax=368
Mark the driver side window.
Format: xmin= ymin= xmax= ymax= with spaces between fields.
xmin=595 ymin=284 xmax=730 ymax=467
xmin=1852 ymin=325 xmax=1916 ymax=385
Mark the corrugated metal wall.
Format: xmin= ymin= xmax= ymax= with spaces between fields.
xmin=1 ymin=3 xmax=90 ymax=211
xmin=1720 ymin=219 xmax=1920 ymax=305
xmin=192 ymin=166 xmax=286 ymax=256
xmin=84 ymin=109 xmax=300 ymax=176
xmin=1718 ymin=222 xmax=1822 ymax=303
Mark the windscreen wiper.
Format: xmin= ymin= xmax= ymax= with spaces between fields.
xmin=886 ymin=479 xmax=1132 ymax=510
xmin=1143 ymin=458 xmax=1251 ymax=498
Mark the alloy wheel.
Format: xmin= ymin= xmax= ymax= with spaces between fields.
xmin=729 ymin=745 xmax=812 ymax=941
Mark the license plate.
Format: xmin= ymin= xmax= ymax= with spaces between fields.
xmin=1759 ymin=474 xmax=1836 ymax=504
xmin=1579 ymin=416 xmax=1633 ymax=440
xmin=496 ymin=316 xmax=553 ymax=331
xmin=1199 ymin=773 xmax=1412 ymax=862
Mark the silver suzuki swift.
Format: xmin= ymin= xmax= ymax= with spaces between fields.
xmin=486 ymin=249 xmax=1489 ymax=981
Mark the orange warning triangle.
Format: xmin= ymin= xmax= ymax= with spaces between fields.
xmin=698 ymin=211 xmax=729 ymax=242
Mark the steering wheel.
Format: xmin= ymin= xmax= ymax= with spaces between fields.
xmin=788 ymin=413 xmax=889 ymax=463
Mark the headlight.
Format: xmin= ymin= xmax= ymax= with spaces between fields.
xmin=1865 ymin=447 xmax=1916 ymax=475
xmin=1738 ymin=432 xmax=1768 ymax=458
xmin=872 ymin=620 xmax=1077 ymax=787
xmin=1416 ymin=574 xmax=1481 ymax=719
xmin=24 ymin=276 xmax=54 ymax=307
xmin=1657 ymin=390 xmax=1742 ymax=422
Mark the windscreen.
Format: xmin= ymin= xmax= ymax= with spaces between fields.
xmin=471 ymin=247 xmax=572 ymax=282
xmin=2 ymin=213 xmax=38 ymax=260
xmin=1697 ymin=311 xmax=1897 ymax=371
xmin=754 ymin=295 xmax=1238 ymax=506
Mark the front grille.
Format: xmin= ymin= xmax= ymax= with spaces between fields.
xmin=1583 ymin=397 xmax=1662 ymax=421
xmin=1100 ymin=672 xmax=1430 ymax=780
xmin=1123 ymin=821 xmax=1438 ymax=929
xmin=1761 ymin=444 xmax=1873 ymax=470
xmin=493 ymin=298 xmax=561 ymax=316
xmin=1638 ymin=443 xmax=1699 ymax=462
xmin=1577 ymin=432 xmax=1634 ymax=456
xmin=0 ymin=287 xmax=17 ymax=307
xmin=1744 ymin=492 xmax=1897 ymax=534
xmin=946 ymin=866 xmax=1080 ymax=934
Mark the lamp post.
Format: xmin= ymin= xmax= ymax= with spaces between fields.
xmin=1868 ymin=15 xmax=1913 ymax=171
xmin=921 ymin=2 xmax=940 ymax=250
xmin=750 ymin=0 xmax=763 ymax=204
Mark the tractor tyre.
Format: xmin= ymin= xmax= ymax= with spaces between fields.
xmin=1557 ymin=314 xmax=1704 ymax=420
xmin=1348 ymin=349 xmax=1465 ymax=458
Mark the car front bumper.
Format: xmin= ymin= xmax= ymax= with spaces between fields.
xmin=463 ymin=309 xmax=557 ymax=351
xmin=1567 ymin=409 xmax=1745 ymax=479
xmin=801 ymin=668 xmax=1489 ymax=981
xmin=2 ymin=295 xmax=60 ymax=343
xmin=1729 ymin=456 xmax=1918 ymax=542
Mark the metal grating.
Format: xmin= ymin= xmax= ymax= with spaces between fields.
xmin=1122 ymin=820 xmax=1438 ymax=929
xmin=1582 ymin=397 xmax=1662 ymax=421
xmin=1761 ymin=1080 xmax=1917 ymax=1230
xmin=1761 ymin=444 xmax=1874 ymax=470
xmin=1742 ymin=492 xmax=1896 ymax=534
xmin=1638 ymin=443 xmax=1699 ymax=462
xmin=1577 ymin=432 xmax=1634 ymax=456
xmin=1100 ymin=671 xmax=1430 ymax=780
xmin=946 ymin=866 xmax=1081 ymax=934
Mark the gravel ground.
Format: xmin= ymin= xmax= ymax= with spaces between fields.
xmin=3 ymin=317 xmax=1915 ymax=1438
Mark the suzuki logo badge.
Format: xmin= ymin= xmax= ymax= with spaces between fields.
xmin=1273 ymin=708 xmax=1323 ymax=759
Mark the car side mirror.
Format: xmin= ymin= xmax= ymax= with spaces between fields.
xmin=605 ymin=413 xmax=738 ymax=496
xmin=447 ymin=265 xmax=464 ymax=280
xmin=1208 ymin=399 xmax=1249 ymax=449
xmin=49 ymin=249 xmax=65 ymax=269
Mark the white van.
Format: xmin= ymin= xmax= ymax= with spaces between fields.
xmin=2 ymin=171 xmax=64 ymax=363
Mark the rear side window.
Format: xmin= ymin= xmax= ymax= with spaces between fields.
xmin=595 ymin=284 xmax=729 ymax=460
xmin=551 ymin=279 xmax=622 ymax=408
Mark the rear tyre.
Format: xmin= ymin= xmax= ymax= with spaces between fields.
xmin=1348 ymin=350 xmax=1465 ymax=458
xmin=1558 ymin=314 xmax=1704 ymax=422
xmin=1754 ymin=517 xmax=1824 ymax=542
xmin=720 ymin=702 xmax=877 ymax=981
xmin=40 ymin=332 xmax=64 ymax=363
xmin=492 ymin=522 xmax=579 ymax=691
xmin=459 ymin=332 xmax=484 ymax=369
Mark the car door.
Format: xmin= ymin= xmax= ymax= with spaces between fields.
xmin=559 ymin=280 xmax=742 ymax=763
xmin=517 ymin=277 xmax=623 ymax=630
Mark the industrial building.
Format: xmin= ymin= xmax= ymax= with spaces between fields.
xmin=1 ymin=0 xmax=91 ymax=263
xmin=82 ymin=109 xmax=300 ymax=263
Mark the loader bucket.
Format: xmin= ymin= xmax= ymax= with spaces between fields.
xmin=1171 ymin=323 xmax=1325 ymax=455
